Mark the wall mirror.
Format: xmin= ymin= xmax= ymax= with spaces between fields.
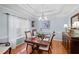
xmin=71 ymin=13 xmax=79 ymax=29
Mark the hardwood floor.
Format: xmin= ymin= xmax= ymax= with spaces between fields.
xmin=11 ymin=40 xmax=67 ymax=54
xmin=51 ymin=40 xmax=67 ymax=54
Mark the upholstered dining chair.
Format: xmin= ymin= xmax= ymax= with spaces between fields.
xmin=38 ymin=33 xmax=55 ymax=54
xmin=25 ymin=31 xmax=34 ymax=53
xmin=32 ymin=29 xmax=37 ymax=36
xmin=25 ymin=31 xmax=32 ymax=39
xmin=25 ymin=31 xmax=37 ymax=54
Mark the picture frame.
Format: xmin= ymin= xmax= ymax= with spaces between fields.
xmin=31 ymin=21 xmax=35 ymax=27
xmin=41 ymin=21 xmax=50 ymax=29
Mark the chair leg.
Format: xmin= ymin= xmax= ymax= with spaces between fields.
xmin=26 ymin=43 xmax=28 ymax=54
xmin=48 ymin=49 xmax=50 ymax=54
xmin=50 ymin=43 xmax=52 ymax=48
xmin=48 ymin=49 xmax=52 ymax=54
xmin=31 ymin=45 xmax=34 ymax=54
xmin=48 ymin=46 xmax=52 ymax=54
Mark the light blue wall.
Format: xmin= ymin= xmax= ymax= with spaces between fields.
xmin=35 ymin=16 xmax=70 ymax=41
xmin=50 ymin=17 xmax=69 ymax=41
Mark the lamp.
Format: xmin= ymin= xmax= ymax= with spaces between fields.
xmin=64 ymin=24 xmax=68 ymax=32
xmin=72 ymin=21 xmax=79 ymax=29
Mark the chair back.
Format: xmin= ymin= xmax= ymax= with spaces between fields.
xmin=32 ymin=29 xmax=37 ymax=36
xmin=44 ymin=34 xmax=51 ymax=38
xmin=42 ymin=34 xmax=51 ymax=41
xmin=43 ymin=32 xmax=55 ymax=42
xmin=51 ymin=32 xmax=55 ymax=41
xmin=25 ymin=31 xmax=32 ymax=39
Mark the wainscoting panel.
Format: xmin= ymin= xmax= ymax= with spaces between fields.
xmin=16 ymin=37 xmax=25 ymax=46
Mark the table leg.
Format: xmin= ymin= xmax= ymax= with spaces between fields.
xmin=9 ymin=47 xmax=11 ymax=54
xmin=36 ymin=45 xmax=40 ymax=53
xmin=31 ymin=44 xmax=39 ymax=54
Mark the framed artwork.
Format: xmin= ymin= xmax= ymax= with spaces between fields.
xmin=41 ymin=21 xmax=50 ymax=29
xmin=31 ymin=21 xmax=35 ymax=27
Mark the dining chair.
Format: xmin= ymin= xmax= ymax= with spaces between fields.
xmin=25 ymin=31 xmax=34 ymax=53
xmin=32 ymin=29 xmax=37 ymax=36
xmin=38 ymin=33 xmax=55 ymax=54
xmin=44 ymin=34 xmax=51 ymax=38
xmin=25 ymin=31 xmax=32 ymax=39
xmin=25 ymin=31 xmax=37 ymax=54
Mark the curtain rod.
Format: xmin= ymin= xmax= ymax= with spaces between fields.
xmin=4 ymin=13 xmax=28 ymax=20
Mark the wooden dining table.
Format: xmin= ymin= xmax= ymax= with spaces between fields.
xmin=25 ymin=37 xmax=50 ymax=53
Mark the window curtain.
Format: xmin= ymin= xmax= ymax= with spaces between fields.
xmin=8 ymin=15 xmax=31 ymax=49
xmin=9 ymin=15 xmax=18 ymax=49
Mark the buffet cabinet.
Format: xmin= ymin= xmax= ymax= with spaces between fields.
xmin=62 ymin=32 xmax=79 ymax=54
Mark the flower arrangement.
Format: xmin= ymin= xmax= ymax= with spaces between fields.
xmin=36 ymin=32 xmax=44 ymax=39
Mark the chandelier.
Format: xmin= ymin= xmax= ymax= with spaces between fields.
xmin=38 ymin=5 xmax=48 ymax=21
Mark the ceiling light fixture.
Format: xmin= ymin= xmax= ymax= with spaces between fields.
xmin=38 ymin=5 xmax=48 ymax=21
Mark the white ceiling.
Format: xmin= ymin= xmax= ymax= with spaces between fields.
xmin=0 ymin=4 xmax=79 ymax=20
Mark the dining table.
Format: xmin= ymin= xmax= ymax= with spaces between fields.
xmin=25 ymin=36 xmax=50 ymax=53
